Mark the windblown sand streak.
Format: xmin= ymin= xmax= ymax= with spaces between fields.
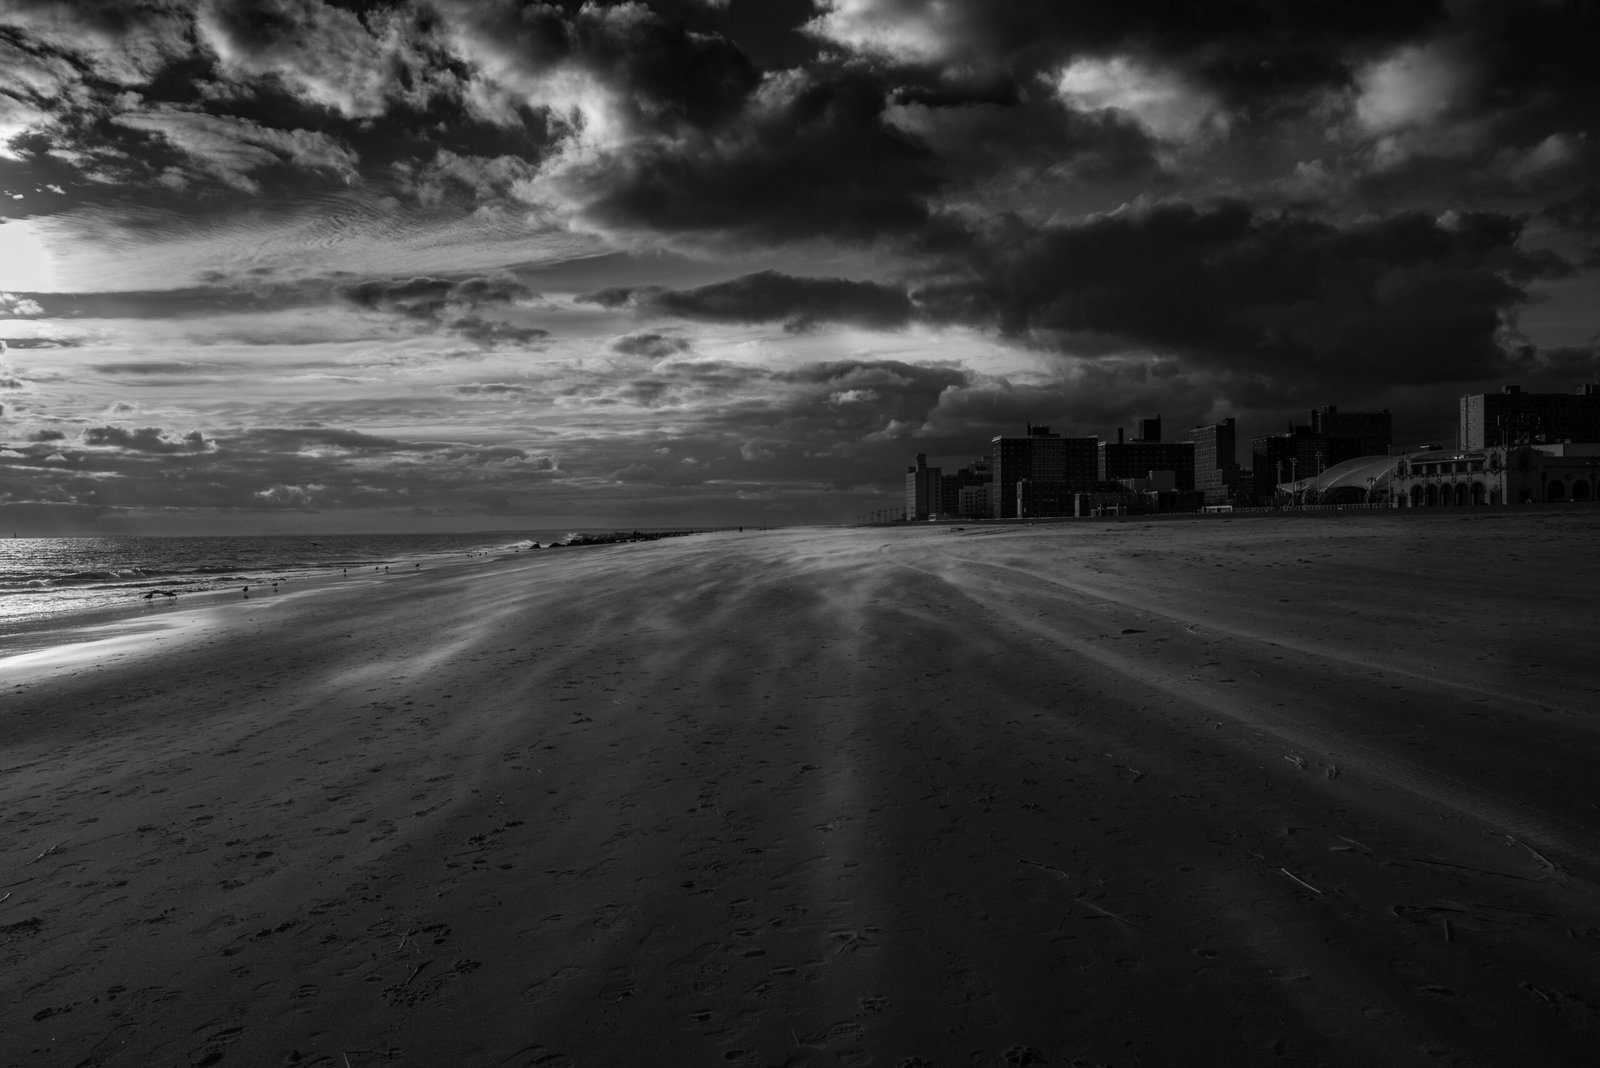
xmin=2 ymin=515 xmax=1597 ymax=1066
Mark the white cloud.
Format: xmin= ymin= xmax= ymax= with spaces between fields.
xmin=1353 ymin=43 xmax=1470 ymax=135
xmin=1054 ymin=56 xmax=1227 ymax=146
xmin=113 ymin=108 xmax=360 ymax=191
xmin=804 ymin=0 xmax=960 ymax=64
xmin=0 ymin=292 xmax=45 ymax=317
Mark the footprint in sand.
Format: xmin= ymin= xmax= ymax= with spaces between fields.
xmin=521 ymin=966 xmax=582 ymax=1002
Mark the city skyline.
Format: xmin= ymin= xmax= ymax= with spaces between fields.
xmin=3 ymin=1 xmax=1599 ymax=534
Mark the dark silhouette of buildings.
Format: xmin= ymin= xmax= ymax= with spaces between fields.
xmin=990 ymin=424 xmax=1096 ymax=518
xmin=1250 ymin=406 xmax=1391 ymax=504
xmin=1309 ymin=405 xmax=1392 ymax=460
xmin=942 ymin=456 xmax=993 ymax=518
xmin=906 ymin=452 xmax=993 ymax=519
xmin=1098 ymin=419 xmax=1195 ymax=491
xmin=896 ymin=389 xmax=1600 ymax=519
xmin=905 ymin=453 xmax=941 ymax=520
xmin=1459 ymin=384 xmax=1600 ymax=450
xmin=1188 ymin=417 xmax=1244 ymax=506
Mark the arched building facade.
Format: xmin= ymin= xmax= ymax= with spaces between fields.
xmin=1275 ymin=444 xmax=1600 ymax=507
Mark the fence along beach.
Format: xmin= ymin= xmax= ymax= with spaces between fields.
xmin=4 ymin=514 xmax=1599 ymax=1065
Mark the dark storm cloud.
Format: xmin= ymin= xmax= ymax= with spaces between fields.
xmin=450 ymin=381 xmax=533 ymax=396
xmin=916 ymin=201 xmax=1571 ymax=391
xmin=334 ymin=273 xmax=546 ymax=345
xmin=334 ymin=274 xmax=531 ymax=319
xmin=570 ymin=71 xmax=946 ymax=245
xmin=806 ymin=0 xmax=1447 ymax=100
xmin=611 ymin=333 xmax=689 ymax=359
xmin=0 ymin=336 xmax=83 ymax=349
xmin=582 ymin=271 xmax=915 ymax=331
xmin=37 ymin=282 xmax=328 ymax=320
xmin=81 ymin=425 xmax=210 ymax=453
xmin=447 ymin=316 xmax=550 ymax=347
xmin=441 ymin=0 xmax=761 ymax=135
xmin=1545 ymin=186 xmax=1600 ymax=270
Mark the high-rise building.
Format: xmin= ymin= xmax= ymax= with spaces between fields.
xmin=939 ymin=455 xmax=992 ymax=517
xmin=1188 ymin=417 xmax=1243 ymax=506
xmin=1250 ymin=427 xmax=1330 ymax=502
xmin=1309 ymin=405 xmax=1391 ymax=461
xmin=1459 ymin=384 xmax=1600 ymax=449
xmin=905 ymin=453 xmax=941 ymax=520
xmin=989 ymin=425 xmax=1100 ymax=517
xmin=1098 ymin=419 xmax=1195 ymax=490
xmin=990 ymin=424 xmax=1061 ymax=518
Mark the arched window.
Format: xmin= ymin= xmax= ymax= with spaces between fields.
xmin=1471 ymin=481 xmax=1486 ymax=505
xmin=1548 ymin=480 xmax=1567 ymax=503
xmin=1410 ymin=485 xmax=1425 ymax=507
xmin=1454 ymin=483 xmax=1469 ymax=506
xmin=1425 ymin=483 xmax=1439 ymax=507
xmin=1573 ymin=480 xmax=1592 ymax=502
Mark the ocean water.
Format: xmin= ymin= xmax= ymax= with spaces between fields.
xmin=0 ymin=530 xmax=577 ymax=634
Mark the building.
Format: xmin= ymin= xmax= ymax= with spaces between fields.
xmin=1269 ymin=442 xmax=1600 ymax=507
xmin=941 ymin=455 xmax=992 ymax=518
xmin=1250 ymin=427 xmax=1331 ymax=503
xmin=1390 ymin=443 xmax=1600 ymax=506
xmin=957 ymin=483 xmax=990 ymax=519
xmin=1459 ymin=384 xmax=1600 ymax=450
xmin=1098 ymin=422 xmax=1196 ymax=491
xmin=1188 ymin=417 xmax=1245 ymax=507
xmin=1309 ymin=405 xmax=1392 ymax=460
xmin=990 ymin=424 xmax=1097 ymax=518
xmin=905 ymin=453 xmax=941 ymax=520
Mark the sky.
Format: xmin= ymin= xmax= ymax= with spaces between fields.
xmin=2 ymin=0 xmax=1598 ymax=534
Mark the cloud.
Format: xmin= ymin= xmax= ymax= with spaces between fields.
xmin=612 ymin=332 xmax=690 ymax=359
xmin=584 ymin=270 xmax=915 ymax=331
xmin=112 ymin=108 xmax=361 ymax=191
xmin=546 ymin=69 xmax=947 ymax=247
xmin=1 ymin=292 xmax=45 ymax=317
xmin=336 ymin=274 xmax=532 ymax=319
xmin=609 ymin=462 xmax=660 ymax=482
xmin=0 ymin=0 xmax=193 ymax=87
xmin=916 ymin=201 xmax=1571 ymax=396
xmin=450 ymin=382 xmax=533 ymax=397
xmin=438 ymin=0 xmax=759 ymax=146
xmin=1545 ymin=186 xmax=1600 ymax=269
xmin=1055 ymin=56 xmax=1228 ymax=147
xmin=333 ymin=272 xmax=547 ymax=344
xmin=195 ymin=0 xmax=448 ymax=120
xmin=81 ymin=425 xmax=212 ymax=453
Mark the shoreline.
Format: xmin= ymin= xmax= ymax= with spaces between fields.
xmin=4 ymin=516 xmax=1599 ymax=1065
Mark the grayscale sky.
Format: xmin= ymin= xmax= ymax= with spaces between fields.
xmin=2 ymin=0 xmax=1597 ymax=533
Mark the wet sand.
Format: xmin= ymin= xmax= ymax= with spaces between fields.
xmin=3 ymin=513 xmax=1599 ymax=1067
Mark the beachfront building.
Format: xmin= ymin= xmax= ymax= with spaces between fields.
xmin=1250 ymin=405 xmax=1392 ymax=505
xmin=1098 ymin=420 xmax=1196 ymax=492
xmin=1188 ymin=417 xmax=1246 ymax=507
xmin=1272 ymin=443 xmax=1600 ymax=507
xmin=906 ymin=453 xmax=941 ymax=520
xmin=957 ymin=483 xmax=990 ymax=519
xmin=1391 ymin=444 xmax=1600 ymax=506
xmin=990 ymin=425 xmax=1097 ymax=518
xmin=1459 ymin=384 xmax=1600 ymax=449
xmin=1250 ymin=427 xmax=1332 ymax=504
xmin=940 ymin=456 xmax=993 ymax=518
xmin=1309 ymin=405 xmax=1392 ymax=459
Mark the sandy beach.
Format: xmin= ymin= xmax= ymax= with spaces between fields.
xmin=4 ymin=513 xmax=1599 ymax=1067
